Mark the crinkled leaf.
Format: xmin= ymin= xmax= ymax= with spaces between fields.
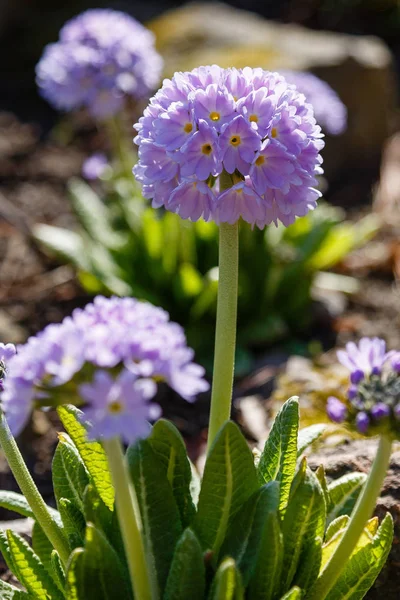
xmin=0 ymin=529 xmax=18 ymax=578
xmin=127 ymin=438 xmax=182 ymax=599
xmin=164 ymin=528 xmax=205 ymax=600
xmin=220 ymin=481 xmax=280 ymax=586
xmin=82 ymin=484 xmax=112 ymax=539
xmin=208 ymin=558 xmax=244 ymax=600
xmin=32 ymin=521 xmax=54 ymax=577
xmin=258 ymin=397 xmax=299 ymax=512
xmin=297 ymin=424 xmax=327 ymax=457
xmin=52 ymin=433 xmax=89 ymax=513
xmin=51 ymin=550 xmax=66 ymax=592
xmin=148 ymin=419 xmax=196 ymax=527
xmin=193 ymin=422 xmax=258 ymax=558
xmin=247 ymin=509 xmax=283 ymax=600
xmin=65 ymin=524 xmax=132 ymax=600
xmin=327 ymin=473 xmax=367 ymax=525
xmin=59 ymin=498 xmax=85 ymax=549
xmin=57 ymin=405 xmax=114 ymax=511
xmin=6 ymin=530 xmax=64 ymax=600
xmin=324 ymin=513 xmax=393 ymax=600
xmin=0 ymin=579 xmax=30 ymax=599
xmin=281 ymin=459 xmax=326 ymax=591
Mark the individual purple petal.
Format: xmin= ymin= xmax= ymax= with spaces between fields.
xmin=327 ymin=396 xmax=347 ymax=423
xmin=370 ymin=403 xmax=390 ymax=420
xmin=154 ymin=101 xmax=195 ymax=151
xmin=167 ymin=180 xmax=215 ymax=221
xmin=250 ymin=139 xmax=295 ymax=195
xmin=190 ymin=84 xmax=236 ymax=131
xmin=179 ymin=120 xmax=222 ymax=180
xmin=237 ymin=88 xmax=277 ymax=136
xmin=215 ymin=181 xmax=265 ymax=225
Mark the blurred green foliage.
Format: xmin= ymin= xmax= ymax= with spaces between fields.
xmin=33 ymin=176 xmax=377 ymax=372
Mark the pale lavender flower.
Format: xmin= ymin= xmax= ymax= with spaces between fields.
xmin=134 ymin=66 xmax=324 ymax=226
xmin=36 ymin=9 xmax=163 ymax=118
xmin=282 ymin=71 xmax=347 ymax=135
xmin=1 ymin=296 xmax=208 ymax=438
xmin=337 ymin=338 xmax=391 ymax=379
xmin=80 ymin=370 xmax=159 ymax=443
xmin=82 ymin=153 xmax=109 ymax=180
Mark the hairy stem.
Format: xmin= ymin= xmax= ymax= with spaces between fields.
xmin=308 ymin=434 xmax=392 ymax=600
xmin=104 ymin=438 xmax=153 ymax=600
xmin=0 ymin=413 xmax=70 ymax=565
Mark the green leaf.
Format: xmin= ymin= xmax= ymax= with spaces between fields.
xmin=0 ymin=490 xmax=61 ymax=524
xmin=321 ymin=516 xmax=379 ymax=573
xmin=220 ymin=481 xmax=280 ymax=586
xmin=324 ymin=513 xmax=394 ymax=600
xmin=59 ymin=498 xmax=85 ymax=549
xmin=0 ymin=529 xmax=18 ymax=577
xmin=82 ymin=484 xmax=113 ymax=539
xmin=57 ymin=405 xmax=114 ymax=511
xmin=0 ymin=579 xmax=30 ymax=599
xmin=65 ymin=524 xmax=132 ymax=600
xmin=52 ymin=433 xmax=89 ymax=512
xmin=164 ymin=528 xmax=205 ymax=600
xmin=297 ymin=424 xmax=327 ymax=457
xmin=33 ymin=224 xmax=90 ymax=271
xmin=51 ymin=550 xmax=66 ymax=591
xmin=6 ymin=530 xmax=64 ymax=600
xmin=258 ymin=397 xmax=299 ymax=512
xmin=247 ymin=508 xmax=283 ymax=600
xmin=148 ymin=419 xmax=196 ymax=527
xmin=279 ymin=587 xmax=302 ymax=600
xmin=208 ymin=558 xmax=244 ymax=600
xmin=127 ymin=439 xmax=182 ymax=598
xmin=327 ymin=473 xmax=367 ymax=525
xmin=32 ymin=521 xmax=54 ymax=576
xmin=281 ymin=459 xmax=326 ymax=591
xmin=193 ymin=422 xmax=258 ymax=558
xmin=69 ymin=178 xmax=126 ymax=250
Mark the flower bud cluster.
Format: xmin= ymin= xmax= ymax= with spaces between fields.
xmin=327 ymin=337 xmax=400 ymax=438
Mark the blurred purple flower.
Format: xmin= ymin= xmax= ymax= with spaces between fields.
xmin=36 ymin=9 xmax=163 ymax=118
xmin=337 ymin=337 xmax=392 ymax=379
xmin=327 ymin=396 xmax=347 ymax=423
xmin=134 ymin=66 xmax=324 ymax=226
xmin=356 ymin=412 xmax=370 ymax=434
xmin=282 ymin=71 xmax=347 ymax=135
xmin=82 ymin=153 xmax=109 ymax=180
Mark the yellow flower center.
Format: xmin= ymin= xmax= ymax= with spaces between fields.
xmin=209 ymin=111 xmax=220 ymax=121
xmin=255 ymin=155 xmax=265 ymax=166
xmin=184 ymin=123 xmax=193 ymax=133
xmin=249 ymin=114 xmax=258 ymax=123
xmin=230 ymin=135 xmax=241 ymax=146
xmin=108 ymin=401 xmax=123 ymax=414
xmin=271 ymin=127 xmax=278 ymax=138
xmin=201 ymin=143 xmax=213 ymax=155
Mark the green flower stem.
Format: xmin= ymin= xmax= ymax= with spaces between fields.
xmin=103 ymin=437 xmax=152 ymax=600
xmin=207 ymin=174 xmax=239 ymax=450
xmin=0 ymin=412 xmax=70 ymax=566
xmin=308 ymin=434 xmax=392 ymax=600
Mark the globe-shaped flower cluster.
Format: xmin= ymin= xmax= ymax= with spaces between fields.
xmin=328 ymin=337 xmax=400 ymax=438
xmin=282 ymin=71 xmax=347 ymax=136
xmin=36 ymin=9 xmax=163 ymax=119
xmin=133 ymin=65 xmax=324 ymax=228
xmin=0 ymin=296 xmax=208 ymax=443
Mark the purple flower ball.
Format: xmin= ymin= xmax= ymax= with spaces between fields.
xmin=281 ymin=71 xmax=347 ymax=136
xmin=1 ymin=296 xmax=208 ymax=440
xmin=36 ymin=9 xmax=163 ymax=119
xmin=82 ymin=153 xmax=109 ymax=180
xmin=134 ymin=66 xmax=324 ymax=226
xmin=356 ymin=412 xmax=370 ymax=434
xmin=327 ymin=396 xmax=347 ymax=423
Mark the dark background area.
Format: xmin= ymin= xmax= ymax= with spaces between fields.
xmin=2 ymin=0 xmax=400 ymax=127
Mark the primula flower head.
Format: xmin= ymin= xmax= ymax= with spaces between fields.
xmin=281 ymin=71 xmax=347 ymax=136
xmin=328 ymin=337 xmax=400 ymax=439
xmin=134 ymin=65 xmax=324 ymax=227
xmin=36 ymin=9 xmax=163 ymax=118
xmin=0 ymin=296 xmax=208 ymax=442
